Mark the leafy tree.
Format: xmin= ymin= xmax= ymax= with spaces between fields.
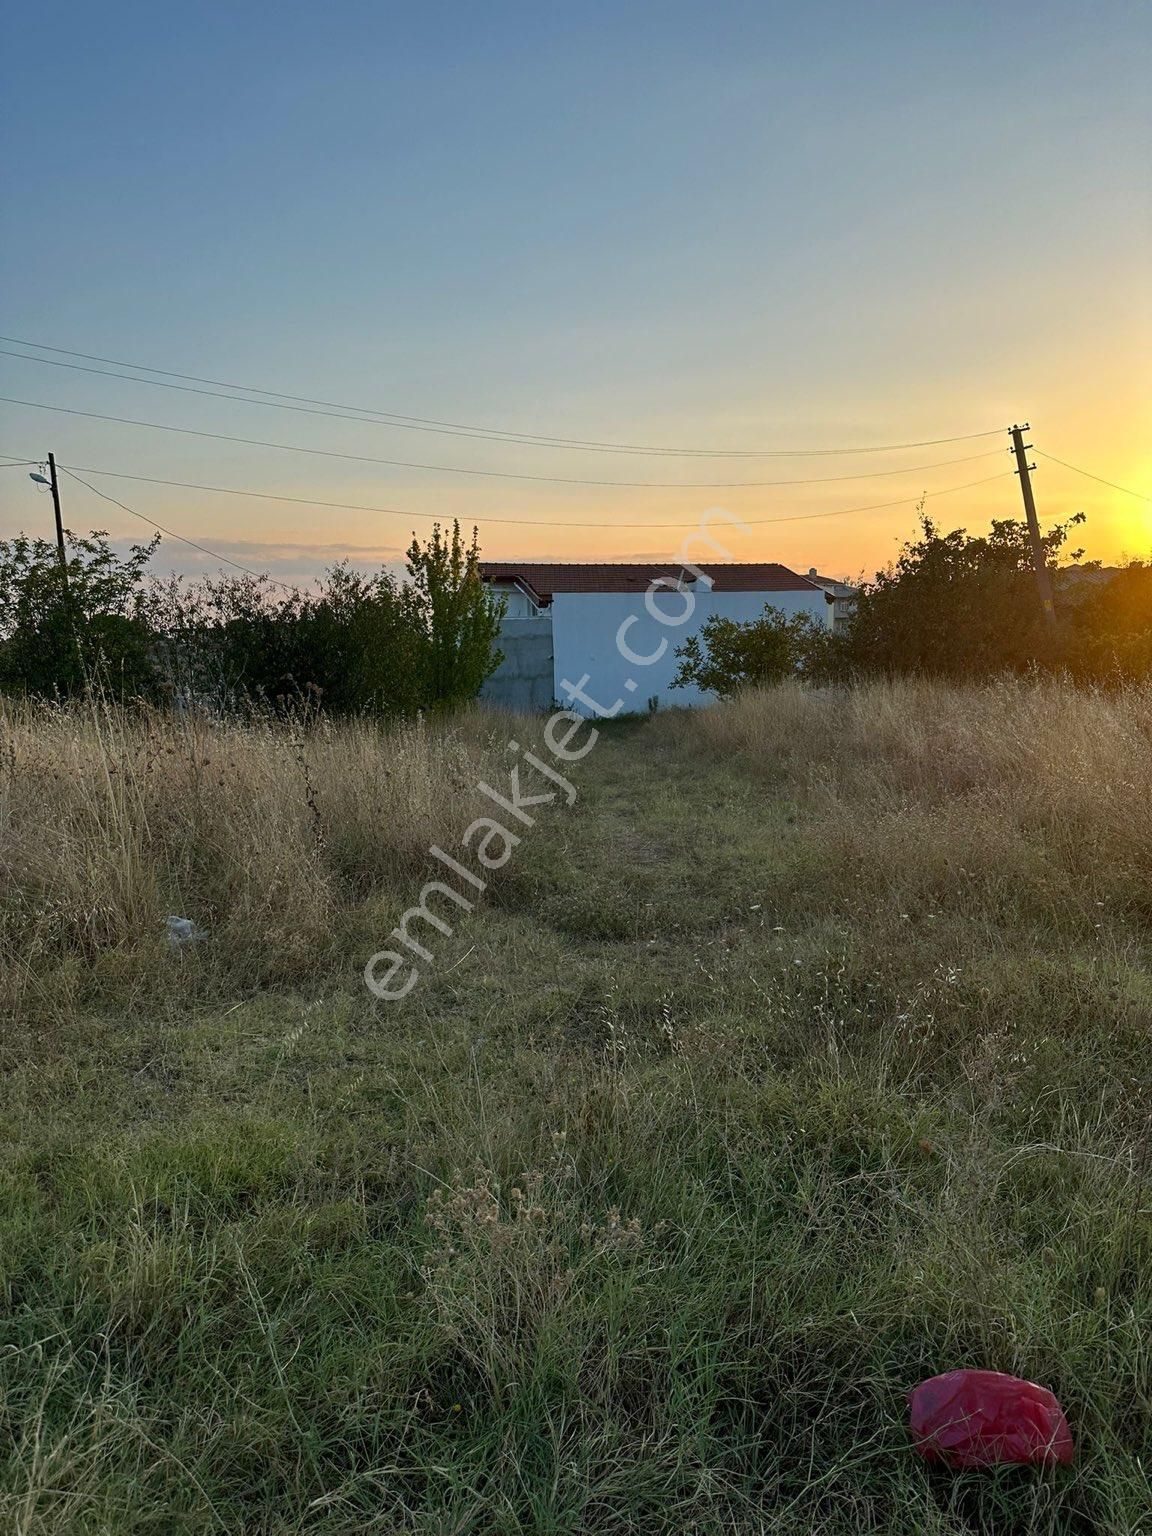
xmin=0 ymin=529 xmax=160 ymax=698
xmin=846 ymin=512 xmax=1084 ymax=678
xmin=149 ymin=524 xmax=504 ymax=716
xmin=148 ymin=570 xmax=304 ymax=708
xmin=0 ymin=519 xmax=504 ymax=714
xmin=1064 ymin=561 xmax=1152 ymax=680
xmin=671 ymin=605 xmax=834 ymax=698
xmin=404 ymin=521 xmax=505 ymax=708
xmin=149 ymin=564 xmax=426 ymax=716
xmin=302 ymin=564 xmax=426 ymax=715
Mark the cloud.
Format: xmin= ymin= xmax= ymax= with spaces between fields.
xmin=92 ymin=535 xmax=406 ymax=587
xmin=185 ymin=538 xmax=406 ymax=561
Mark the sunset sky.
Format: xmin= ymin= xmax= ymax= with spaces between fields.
xmin=1 ymin=0 xmax=1148 ymax=585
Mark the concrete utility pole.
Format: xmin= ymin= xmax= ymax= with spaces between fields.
xmin=1009 ymin=424 xmax=1057 ymax=630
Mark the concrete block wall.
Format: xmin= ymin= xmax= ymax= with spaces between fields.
xmin=479 ymin=616 xmax=555 ymax=713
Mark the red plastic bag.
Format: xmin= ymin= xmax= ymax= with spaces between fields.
xmin=908 ymin=1369 xmax=1073 ymax=1468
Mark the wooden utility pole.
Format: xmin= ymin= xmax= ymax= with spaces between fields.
xmin=1009 ymin=424 xmax=1057 ymax=630
xmin=46 ymin=452 xmax=69 ymax=594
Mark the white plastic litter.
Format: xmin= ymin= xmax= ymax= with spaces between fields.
xmin=165 ymin=916 xmax=207 ymax=950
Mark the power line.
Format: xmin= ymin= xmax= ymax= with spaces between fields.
xmin=38 ymin=457 xmax=1013 ymax=530
xmin=0 ymin=394 xmax=1005 ymax=489
xmin=1033 ymin=449 xmax=1151 ymax=504
xmin=0 ymin=346 xmax=611 ymax=453
xmin=18 ymin=450 xmax=1012 ymax=592
xmin=59 ymin=467 xmax=299 ymax=591
xmin=0 ymin=334 xmax=1006 ymax=459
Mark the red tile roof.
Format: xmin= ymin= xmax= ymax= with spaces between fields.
xmin=479 ymin=562 xmax=821 ymax=601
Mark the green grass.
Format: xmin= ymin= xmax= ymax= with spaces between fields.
xmin=1 ymin=685 xmax=1150 ymax=1533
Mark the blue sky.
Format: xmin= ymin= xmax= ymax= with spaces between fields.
xmin=1 ymin=0 xmax=1148 ymax=580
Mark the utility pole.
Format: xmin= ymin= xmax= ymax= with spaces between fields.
xmin=1009 ymin=424 xmax=1057 ymax=631
xmin=29 ymin=453 xmax=84 ymax=680
xmin=46 ymin=452 xmax=69 ymax=594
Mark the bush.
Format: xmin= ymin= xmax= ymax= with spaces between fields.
xmin=845 ymin=513 xmax=1083 ymax=679
xmin=1064 ymin=561 xmax=1152 ymax=680
xmin=0 ymin=530 xmax=161 ymax=700
xmin=149 ymin=564 xmax=428 ymax=716
xmin=671 ymin=604 xmax=836 ymax=697
xmin=2 ymin=520 xmax=506 ymax=717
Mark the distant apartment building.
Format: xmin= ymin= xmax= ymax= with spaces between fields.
xmin=803 ymin=570 xmax=858 ymax=633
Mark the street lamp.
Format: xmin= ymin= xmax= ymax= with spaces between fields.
xmin=29 ymin=455 xmax=68 ymax=586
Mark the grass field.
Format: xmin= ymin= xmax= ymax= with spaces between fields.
xmin=1 ymin=681 xmax=1150 ymax=1534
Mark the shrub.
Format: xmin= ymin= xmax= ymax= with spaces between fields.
xmin=671 ymin=604 xmax=835 ymax=697
xmin=2 ymin=521 xmax=505 ymax=717
xmin=404 ymin=520 xmax=506 ymax=709
xmin=845 ymin=513 xmax=1082 ymax=678
xmin=148 ymin=563 xmax=427 ymax=716
xmin=0 ymin=529 xmax=161 ymax=699
xmin=1064 ymin=561 xmax=1152 ymax=680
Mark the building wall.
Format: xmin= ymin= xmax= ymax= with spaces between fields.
xmin=479 ymin=615 xmax=554 ymax=712
xmin=830 ymin=594 xmax=856 ymax=632
xmin=495 ymin=586 xmax=540 ymax=619
xmin=805 ymin=575 xmax=858 ymax=634
xmin=550 ymin=586 xmax=828 ymax=716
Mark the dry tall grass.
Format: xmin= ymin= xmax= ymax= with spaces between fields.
xmin=691 ymin=675 xmax=1152 ymax=921
xmin=0 ymin=697 xmax=512 ymax=1019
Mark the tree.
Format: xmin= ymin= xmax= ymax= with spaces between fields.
xmin=149 ymin=527 xmax=504 ymax=716
xmin=846 ymin=513 xmax=1084 ymax=678
xmin=0 ymin=529 xmax=160 ymax=699
xmin=671 ymin=605 xmax=834 ymax=698
xmin=1064 ymin=562 xmax=1152 ymax=681
xmin=149 ymin=564 xmax=425 ymax=716
xmin=302 ymin=564 xmax=426 ymax=715
xmin=404 ymin=521 xmax=505 ymax=708
xmin=1 ymin=518 xmax=507 ymax=715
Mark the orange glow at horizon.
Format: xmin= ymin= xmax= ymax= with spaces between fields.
xmin=3 ymin=0 xmax=1148 ymax=593
xmin=2 ymin=361 xmax=1146 ymax=585
xmin=22 ymin=439 xmax=1144 ymax=586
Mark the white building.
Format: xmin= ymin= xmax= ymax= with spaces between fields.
xmin=479 ymin=561 xmax=832 ymax=714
